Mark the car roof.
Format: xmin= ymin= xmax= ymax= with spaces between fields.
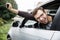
xmin=41 ymin=0 xmax=60 ymax=9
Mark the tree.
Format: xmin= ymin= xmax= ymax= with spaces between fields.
xmin=0 ymin=0 xmax=17 ymax=20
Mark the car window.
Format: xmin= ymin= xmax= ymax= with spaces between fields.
xmin=41 ymin=1 xmax=60 ymax=17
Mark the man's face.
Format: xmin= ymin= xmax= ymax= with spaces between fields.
xmin=34 ymin=10 xmax=48 ymax=24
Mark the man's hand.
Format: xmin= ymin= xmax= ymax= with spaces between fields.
xmin=6 ymin=3 xmax=13 ymax=10
xmin=6 ymin=3 xmax=19 ymax=14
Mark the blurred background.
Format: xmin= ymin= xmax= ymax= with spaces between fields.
xmin=0 ymin=0 xmax=17 ymax=40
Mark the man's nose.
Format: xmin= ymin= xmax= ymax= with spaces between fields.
xmin=40 ymin=18 xmax=43 ymax=20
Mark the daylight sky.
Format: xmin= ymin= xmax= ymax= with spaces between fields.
xmin=15 ymin=0 xmax=53 ymax=12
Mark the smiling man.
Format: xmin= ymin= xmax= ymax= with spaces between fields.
xmin=6 ymin=3 xmax=52 ymax=29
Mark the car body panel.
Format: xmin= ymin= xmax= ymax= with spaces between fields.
xmin=51 ymin=31 xmax=60 ymax=40
xmin=8 ymin=27 xmax=57 ymax=40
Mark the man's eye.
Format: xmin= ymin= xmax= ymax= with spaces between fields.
xmin=40 ymin=14 xmax=43 ymax=16
xmin=37 ymin=17 xmax=40 ymax=19
xmin=36 ymin=13 xmax=43 ymax=19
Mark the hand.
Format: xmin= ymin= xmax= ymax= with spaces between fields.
xmin=6 ymin=3 xmax=13 ymax=10
xmin=6 ymin=3 xmax=18 ymax=14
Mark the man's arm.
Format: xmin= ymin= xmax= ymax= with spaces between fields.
xmin=6 ymin=3 xmax=19 ymax=14
xmin=6 ymin=3 xmax=36 ymax=20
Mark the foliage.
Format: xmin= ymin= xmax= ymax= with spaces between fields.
xmin=0 ymin=0 xmax=17 ymax=40
xmin=0 ymin=18 xmax=7 ymax=26
xmin=0 ymin=0 xmax=17 ymax=20
xmin=0 ymin=21 xmax=11 ymax=40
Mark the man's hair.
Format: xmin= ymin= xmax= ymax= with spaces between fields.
xmin=32 ymin=7 xmax=46 ymax=16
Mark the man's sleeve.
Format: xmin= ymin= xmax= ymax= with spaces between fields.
xmin=18 ymin=11 xmax=36 ymax=21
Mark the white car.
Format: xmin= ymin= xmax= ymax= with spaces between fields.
xmin=7 ymin=0 xmax=60 ymax=40
xmin=7 ymin=26 xmax=60 ymax=40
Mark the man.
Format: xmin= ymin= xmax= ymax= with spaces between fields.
xmin=6 ymin=3 xmax=52 ymax=30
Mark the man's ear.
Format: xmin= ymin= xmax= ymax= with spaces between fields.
xmin=48 ymin=16 xmax=52 ymax=22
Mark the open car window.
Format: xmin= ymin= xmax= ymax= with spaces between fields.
xmin=41 ymin=1 xmax=60 ymax=17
